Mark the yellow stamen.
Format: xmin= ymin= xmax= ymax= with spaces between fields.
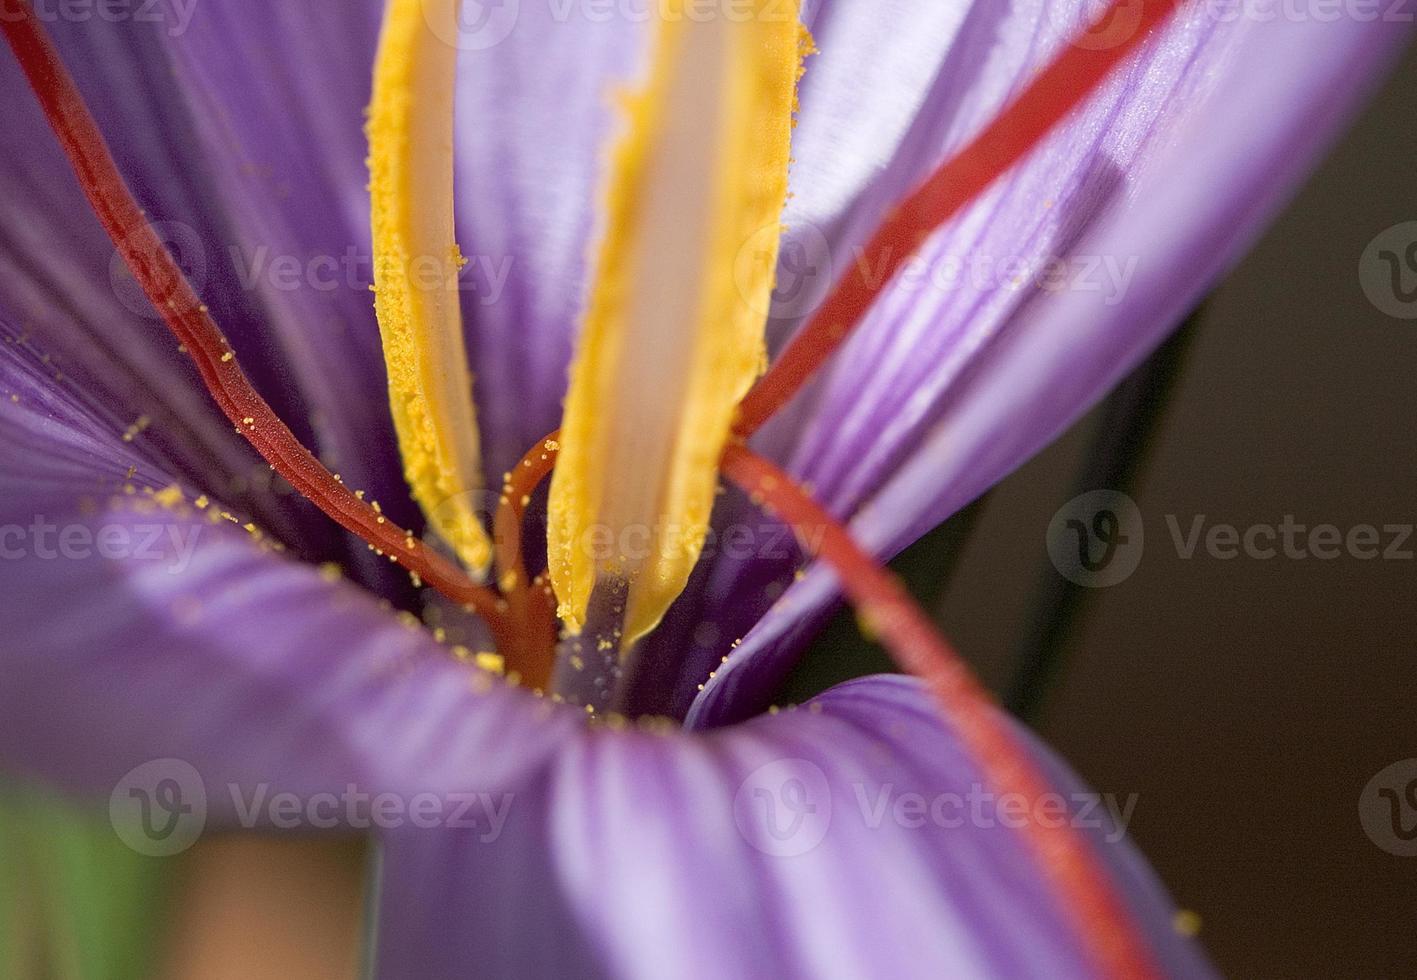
xmin=367 ymin=0 xmax=491 ymax=572
xmin=548 ymin=1 xmax=808 ymax=645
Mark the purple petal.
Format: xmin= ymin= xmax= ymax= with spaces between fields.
xmin=767 ymin=0 xmax=1037 ymax=355
xmin=636 ymin=0 xmax=1236 ymax=715
xmin=0 ymin=365 xmax=1204 ymax=975
xmin=446 ymin=0 xmax=1065 ymax=479
xmin=452 ymin=4 xmax=651 ymax=479
xmin=449 ymin=0 xmax=1008 ymax=478
xmin=0 ymin=413 xmax=574 ymax=810
xmin=159 ymin=7 xmax=427 ymax=556
xmin=686 ymin=8 xmax=1411 ymax=725
xmin=0 ymin=307 xmax=575 ymax=801
xmin=375 ymin=676 xmax=1213 ymax=978
xmin=0 ymin=10 xmax=421 ymax=589
xmin=0 ymin=20 xmax=287 ymax=533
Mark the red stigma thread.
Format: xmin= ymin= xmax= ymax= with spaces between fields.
xmin=493 ymin=436 xmax=561 ymax=686
xmin=0 ymin=0 xmax=513 ymax=648
xmin=486 ymin=432 xmax=1166 ymax=978
xmin=719 ymin=443 xmax=1162 ymax=980
xmin=734 ymin=0 xmax=1187 ymax=437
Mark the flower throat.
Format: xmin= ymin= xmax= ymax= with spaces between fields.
xmin=1 ymin=2 xmax=1185 ymax=976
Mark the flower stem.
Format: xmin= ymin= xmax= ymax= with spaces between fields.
xmin=1007 ymin=306 xmax=1201 ymax=719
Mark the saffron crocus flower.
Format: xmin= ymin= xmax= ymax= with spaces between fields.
xmin=0 ymin=0 xmax=1406 ymax=976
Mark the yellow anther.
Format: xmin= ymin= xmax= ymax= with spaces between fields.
xmin=367 ymin=0 xmax=492 ymax=573
xmin=547 ymin=0 xmax=807 ymax=646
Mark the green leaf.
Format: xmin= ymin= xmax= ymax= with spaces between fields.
xmin=0 ymin=781 xmax=169 ymax=980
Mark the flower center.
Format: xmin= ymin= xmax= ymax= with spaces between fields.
xmin=4 ymin=2 xmax=1186 ymax=973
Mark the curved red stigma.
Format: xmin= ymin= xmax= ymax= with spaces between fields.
xmin=719 ymin=443 xmax=1162 ymax=980
xmin=493 ymin=436 xmax=561 ymax=686
xmin=734 ymin=0 xmax=1188 ymax=437
xmin=0 ymin=0 xmax=513 ymax=647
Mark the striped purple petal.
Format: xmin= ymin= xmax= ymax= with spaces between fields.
xmin=376 ymin=677 xmax=1216 ymax=978
xmin=0 ymin=342 xmax=1208 ymax=977
xmin=682 ymin=6 xmax=1412 ymax=725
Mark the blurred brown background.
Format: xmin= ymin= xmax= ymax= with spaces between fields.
xmin=933 ymin=35 xmax=1416 ymax=980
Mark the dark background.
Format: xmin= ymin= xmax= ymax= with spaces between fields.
xmin=934 ymin=37 xmax=1416 ymax=980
